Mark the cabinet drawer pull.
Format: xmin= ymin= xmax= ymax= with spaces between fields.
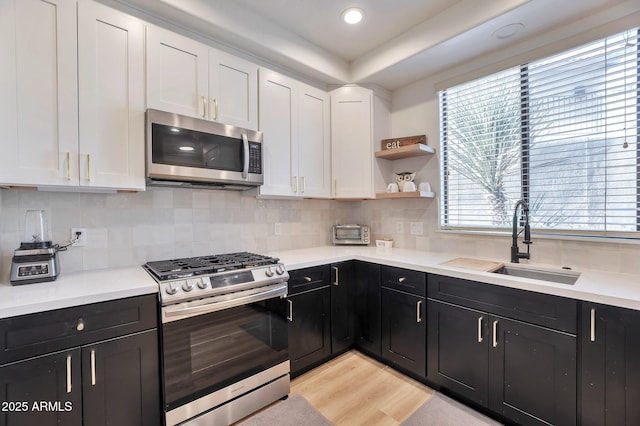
xmin=333 ymin=266 xmax=339 ymax=286
xmin=304 ymin=276 xmax=312 ymax=282
xmin=398 ymin=277 xmax=406 ymax=283
xmin=202 ymin=95 xmax=207 ymax=118
xmin=590 ymin=308 xmax=596 ymax=342
xmin=66 ymin=355 xmax=72 ymax=393
xmin=91 ymin=350 xmax=96 ymax=386
xmin=492 ymin=320 xmax=498 ymax=348
xmin=416 ymin=300 xmax=422 ymax=323
xmin=478 ymin=316 xmax=484 ymax=343
xmin=76 ymin=318 xmax=85 ymax=332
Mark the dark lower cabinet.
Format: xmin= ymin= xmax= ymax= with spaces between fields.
xmin=0 ymin=295 xmax=160 ymax=426
xmin=330 ymin=261 xmax=355 ymax=354
xmin=427 ymin=275 xmax=577 ymax=426
xmin=288 ymin=266 xmax=331 ymax=376
xmin=381 ymin=287 xmax=425 ymax=377
xmin=427 ymin=300 xmax=489 ymax=405
xmin=490 ymin=316 xmax=576 ymax=426
xmin=0 ymin=349 xmax=83 ymax=426
xmin=82 ymin=330 xmax=160 ymax=426
xmin=355 ymin=262 xmax=381 ymax=356
xmin=581 ymin=303 xmax=640 ymax=426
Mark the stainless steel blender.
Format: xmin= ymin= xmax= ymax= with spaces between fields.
xmin=10 ymin=210 xmax=59 ymax=285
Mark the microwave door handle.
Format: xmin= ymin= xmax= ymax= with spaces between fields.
xmin=242 ymin=133 xmax=249 ymax=179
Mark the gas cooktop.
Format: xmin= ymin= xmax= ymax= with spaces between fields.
xmin=143 ymin=252 xmax=287 ymax=305
xmin=144 ymin=252 xmax=280 ymax=281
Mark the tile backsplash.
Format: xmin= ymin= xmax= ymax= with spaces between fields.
xmin=0 ymin=188 xmax=357 ymax=281
xmin=1 ymin=188 xmax=639 ymax=281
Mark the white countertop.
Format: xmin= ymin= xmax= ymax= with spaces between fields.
xmin=0 ymin=267 xmax=158 ymax=319
xmin=1 ymin=246 xmax=638 ymax=319
xmin=269 ymin=246 xmax=640 ymax=311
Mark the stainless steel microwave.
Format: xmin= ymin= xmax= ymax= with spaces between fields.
xmin=333 ymin=224 xmax=370 ymax=245
xmin=146 ymin=109 xmax=263 ymax=190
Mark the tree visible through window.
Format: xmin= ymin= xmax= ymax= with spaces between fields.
xmin=440 ymin=28 xmax=639 ymax=235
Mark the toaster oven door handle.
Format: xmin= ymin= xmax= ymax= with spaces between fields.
xmin=162 ymin=284 xmax=287 ymax=323
xmin=241 ymin=133 xmax=249 ymax=179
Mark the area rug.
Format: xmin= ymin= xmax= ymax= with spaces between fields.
xmin=236 ymin=394 xmax=333 ymax=426
xmin=401 ymin=393 xmax=502 ymax=426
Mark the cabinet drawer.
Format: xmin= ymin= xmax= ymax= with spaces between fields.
xmin=0 ymin=294 xmax=157 ymax=364
xmin=381 ymin=266 xmax=426 ymax=296
xmin=428 ymin=274 xmax=576 ymax=334
xmin=288 ymin=266 xmax=330 ymax=295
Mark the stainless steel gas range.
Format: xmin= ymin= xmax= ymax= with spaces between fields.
xmin=143 ymin=252 xmax=290 ymax=426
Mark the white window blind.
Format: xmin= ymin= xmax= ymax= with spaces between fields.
xmin=440 ymin=28 xmax=639 ymax=236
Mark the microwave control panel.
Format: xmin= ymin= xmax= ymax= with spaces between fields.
xmin=249 ymin=142 xmax=262 ymax=174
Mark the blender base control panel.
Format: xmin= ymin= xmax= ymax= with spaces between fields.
xmin=16 ymin=263 xmax=51 ymax=277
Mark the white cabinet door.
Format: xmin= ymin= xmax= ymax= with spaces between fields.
xmin=209 ymin=50 xmax=258 ymax=130
xmin=258 ymin=69 xmax=299 ymax=197
xmin=298 ymin=84 xmax=330 ymax=198
xmin=0 ymin=0 xmax=78 ymax=187
xmin=331 ymin=86 xmax=374 ymax=199
xmin=147 ymin=26 xmax=208 ymax=119
xmin=78 ymin=0 xmax=145 ymax=190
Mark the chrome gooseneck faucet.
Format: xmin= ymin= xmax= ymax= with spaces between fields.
xmin=511 ymin=200 xmax=532 ymax=263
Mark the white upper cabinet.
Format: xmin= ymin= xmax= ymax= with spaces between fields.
xmin=0 ymin=0 xmax=78 ymax=187
xmin=330 ymin=86 xmax=391 ymax=199
xmin=298 ymin=84 xmax=331 ymax=198
xmin=257 ymin=69 xmax=331 ymax=199
xmin=0 ymin=0 xmax=145 ymax=191
xmin=78 ymin=0 xmax=145 ymax=190
xmin=209 ymin=51 xmax=258 ymax=130
xmin=258 ymin=69 xmax=298 ymax=197
xmin=147 ymin=26 xmax=258 ymax=130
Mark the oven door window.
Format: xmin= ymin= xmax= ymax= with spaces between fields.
xmin=336 ymin=228 xmax=361 ymax=240
xmin=162 ymin=298 xmax=288 ymax=409
xmin=152 ymin=123 xmax=243 ymax=172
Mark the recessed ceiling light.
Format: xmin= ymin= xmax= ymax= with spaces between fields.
xmin=179 ymin=146 xmax=195 ymax=152
xmin=493 ymin=23 xmax=524 ymax=40
xmin=342 ymin=7 xmax=364 ymax=25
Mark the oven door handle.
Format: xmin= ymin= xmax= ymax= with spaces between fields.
xmin=162 ymin=284 xmax=288 ymax=322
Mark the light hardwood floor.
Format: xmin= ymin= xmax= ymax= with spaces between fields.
xmin=289 ymin=350 xmax=435 ymax=425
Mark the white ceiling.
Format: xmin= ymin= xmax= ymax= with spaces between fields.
xmin=117 ymin=0 xmax=639 ymax=90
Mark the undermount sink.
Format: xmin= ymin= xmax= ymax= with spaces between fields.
xmin=493 ymin=265 xmax=581 ymax=285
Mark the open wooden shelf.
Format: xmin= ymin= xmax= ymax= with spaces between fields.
xmin=374 ymin=143 xmax=435 ymax=160
xmin=375 ymin=191 xmax=435 ymax=199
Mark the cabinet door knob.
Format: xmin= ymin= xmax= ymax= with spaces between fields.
xmin=332 ymin=266 xmax=339 ymax=285
xmin=416 ymin=300 xmax=423 ymax=323
xmin=91 ymin=349 xmax=96 ymax=386
xmin=477 ymin=317 xmax=484 ymax=343
xmin=590 ymin=308 xmax=596 ymax=342
xmin=398 ymin=277 xmax=406 ymax=283
xmin=76 ymin=319 xmax=85 ymax=332
xmin=287 ymin=299 xmax=293 ymax=322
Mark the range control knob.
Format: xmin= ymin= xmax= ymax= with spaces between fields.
xmin=275 ymin=265 xmax=285 ymax=275
xmin=183 ymin=280 xmax=195 ymax=292
xmin=165 ymin=282 xmax=179 ymax=295
xmin=197 ymin=277 xmax=209 ymax=289
xmin=265 ymin=267 xmax=275 ymax=278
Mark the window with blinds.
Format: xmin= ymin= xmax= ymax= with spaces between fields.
xmin=440 ymin=28 xmax=639 ymax=236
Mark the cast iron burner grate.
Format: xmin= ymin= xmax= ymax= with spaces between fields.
xmin=144 ymin=252 xmax=279 ymax=281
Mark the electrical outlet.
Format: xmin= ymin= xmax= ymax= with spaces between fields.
xmin=71 ymin=228 xmax=87 ymax=247
xmin=274 ymin=223 xmax=282 ymax=236
xmin=395 ymin=222 xmax=404 ymax=234
xmin=410 ymin=222 xmax=423 ymax=235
